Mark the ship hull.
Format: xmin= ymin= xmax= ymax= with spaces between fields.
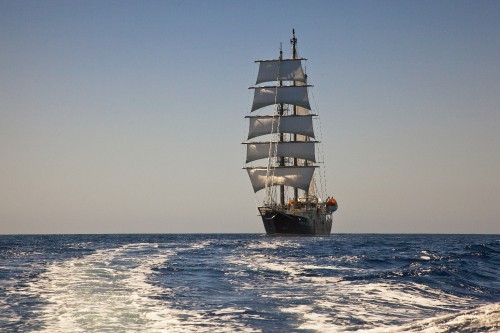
xmin=258 ymin=206 xmax=332 ymax=236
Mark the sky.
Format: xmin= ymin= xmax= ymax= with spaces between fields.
xmin=1 ymin=0 xmax=499 ymax=234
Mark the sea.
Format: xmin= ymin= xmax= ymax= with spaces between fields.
xmin=0 ymin=234 xmax=499 ymax=333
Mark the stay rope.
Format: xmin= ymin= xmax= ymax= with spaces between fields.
xmin=311 ymin=88 xmax=328 ymax=200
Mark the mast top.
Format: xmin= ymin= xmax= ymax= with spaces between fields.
xmin=290 ymin=29 xmax=297 ymax=59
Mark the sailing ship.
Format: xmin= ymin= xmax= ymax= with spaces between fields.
xmin=243 ymin=30 xmax=338 ymax=236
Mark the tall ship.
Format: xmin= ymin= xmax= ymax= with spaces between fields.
xmin=243 ymin=30 xmax=338 ymax=236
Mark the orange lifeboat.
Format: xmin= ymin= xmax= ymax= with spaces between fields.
xmin=326 ymin=197 xmax=338 ymax=212
xmin=326 ymin=198 xmax=337 ymax=206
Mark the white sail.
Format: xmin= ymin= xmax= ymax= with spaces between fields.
xmin=246 ymin=166 xmax=317 ymax=193
xmin=251 ymin=86 xmax=311 ymax=112
xmin=255 ymin=59 xmax=306 ymax=84
xmin=296 ymin=134 xmax=309 ymax=141
xmin=295 ymin=105 xmax=310 ymax=115
xmin=245 ymin=141 xmax=316 ymax=163
xmin=294 ymin=105 xmax=311 ymax=141
xmin=247 ymin=115 xmax=315 ymax=140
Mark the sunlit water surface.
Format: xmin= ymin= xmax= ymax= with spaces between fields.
xmin=1 ymin=234 xmax=499 ymax=332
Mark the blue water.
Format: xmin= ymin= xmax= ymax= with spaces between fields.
xmin=1 ymin=234 xmax=499 ymax=332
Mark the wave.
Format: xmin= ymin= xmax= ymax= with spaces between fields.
xmin=26 ymin=243 xmax=174 ymax=332
xmin=2 ymin=234 xmax=498 ymax=332
xmin=398 ymin=303 xmax=500 ymax=333
xmin=224 ymin=237 xmax=499 ymax=332
xmin=24 ymin=241 xmax=262 ymax=333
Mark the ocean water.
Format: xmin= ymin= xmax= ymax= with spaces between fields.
xmin=0 ymin=234 xmax=498 ymax=333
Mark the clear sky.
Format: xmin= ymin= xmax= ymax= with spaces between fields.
xmin=1 ymin=0 xmax=499 ymax=234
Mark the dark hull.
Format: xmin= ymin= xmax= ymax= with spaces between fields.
xmin=259 ymin=207 xmax=332 ymax=236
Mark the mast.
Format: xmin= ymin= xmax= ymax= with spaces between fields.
xmin=291 ymin=29 xmax=299 ymax=202
xmin=278 ymin=43 xmax=285 ymax=206
xmin=291 ymin=29 xmax=298 ymax=59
